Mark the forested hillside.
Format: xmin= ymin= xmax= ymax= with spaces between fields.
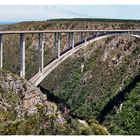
xmin=0 ymin=19 xmax=140 ymax=135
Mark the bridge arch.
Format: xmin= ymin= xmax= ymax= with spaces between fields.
xmin=29 ymin=32 xmax=140 ymax=86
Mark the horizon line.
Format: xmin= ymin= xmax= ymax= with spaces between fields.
xmin=1 ymin=17 xmax=140 ymax=24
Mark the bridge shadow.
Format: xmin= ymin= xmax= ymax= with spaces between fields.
xmin=37 ymin=85 xmax=70 ymax=110
xmin=97 ymin=73 xmax=140 ymax=124
xmin=37 ymin=85 xmax=85 ymax=120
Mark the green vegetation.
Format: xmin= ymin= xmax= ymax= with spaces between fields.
xmin=0 ymin=90 xmax=109 ymax=135
xmin=42 ymin=38 xmax=140 ymax=119
xmin=1 ymin=20 xmax=140 ymax=135
xmin=41 ymin=34 xmax=140 ymax=134
xmin=0 ymin=70 xmax=109 ymax=135
xmin=102 ymin=80 xmax=140 ymax=135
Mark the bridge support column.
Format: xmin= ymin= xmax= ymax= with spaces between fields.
xmin=68 ymin=32 xmax=71 ymax=49
xmin=54 ymin=33 xmax=57 ymax=59
xmin=38 ymin=33 xmax=44 ymax=73
xmin=41 ymin=33 xmax=44 ymax=72
xmin=81 ymin=32 xmax=83 ymax=41
xmin=84 ymin=32 xmax=87 ymax=42
xmin=20 ymin=33 xmax=25 ymax=78
xmin=58 ymin=33 xmax=60 ymax=59
xmin=0 ymin=34 xmax=3 ymax=69
xmin=71 ymin=32 xmax=74 ymax=49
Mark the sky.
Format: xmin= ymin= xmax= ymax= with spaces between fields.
xmin=0 ymin=5 xmax=140 ymax=22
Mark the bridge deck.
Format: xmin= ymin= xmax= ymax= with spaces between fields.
xmin=0 ymin=30 xmax=140 ymax=34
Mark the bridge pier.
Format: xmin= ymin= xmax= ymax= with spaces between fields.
xmin=72 ymin=32 xmax=74 ymax=49
xmin=0 ymin=34 xmax=3 ymax=69
xmin=81 ymin=32 xmax=84 ymax=41
xmin=68 ymin=32 xmax=71 ymax=49
xmin=58 ymin=33 xmax=61 ymax=59
xmin=20 ymin=33 xmax=25 ymax=78
xmin=41 ymin=33 xmax=44 ymax=72
xmin=54 ymin=33 xmax=57 ymax=59
xmin=38 ymin=33 xmax=44 ymax=73
xmin=84 ymin=32 xmax=87 ymax=42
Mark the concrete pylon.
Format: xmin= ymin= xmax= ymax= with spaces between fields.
xmin=58 ymin=32 xmax=60 ymax=59
xmin=54 ymin=32 xmax=57 ymax=59
xmin=41 ymin=33 xmax=44 ymax=72
xmin=20 ymin=33 xmax=25 ymax=78
xmin=68 ymin=32 xmax=71 ymax=49
xmin=0 ymin=34 xmax=3 ymax=69
xmin=81 ymin=32 xmax=83 ymax=41
xmin=71 ymin=32 xmax=74 ymax=49
xmin=38 ymin=33 xmax=44 ymax=73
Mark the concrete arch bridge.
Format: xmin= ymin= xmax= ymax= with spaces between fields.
xmin=0 ymin=30 xmax=140 ymax=86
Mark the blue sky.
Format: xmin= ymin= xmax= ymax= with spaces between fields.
xmin=0 ymin=5 xmax=140 ymax=22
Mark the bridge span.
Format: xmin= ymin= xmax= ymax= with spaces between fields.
xmin=0 ymin=30 xmax=140 ymax=86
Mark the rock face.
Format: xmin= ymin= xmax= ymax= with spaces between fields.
xmin=0 ymin=72 xmax=46 ymax=114
xmin=0 ymin=71 xmax=64 ymax=124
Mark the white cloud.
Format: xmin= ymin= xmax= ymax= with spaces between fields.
xmin=0 ymin=5 xmax=140 ymax=22
xmin=0 ymin=5 xmax=93 ymax=22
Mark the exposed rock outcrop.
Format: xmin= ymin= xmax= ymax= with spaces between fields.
xmin=0 ymin=70 xmax=65 ymax=124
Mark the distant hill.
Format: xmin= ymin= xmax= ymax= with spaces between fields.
xmin=47 ymin=18 xmax=140 ymax=22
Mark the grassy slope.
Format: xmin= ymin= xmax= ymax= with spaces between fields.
xmin=1 ymin=20 xmax=140 ymax=134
